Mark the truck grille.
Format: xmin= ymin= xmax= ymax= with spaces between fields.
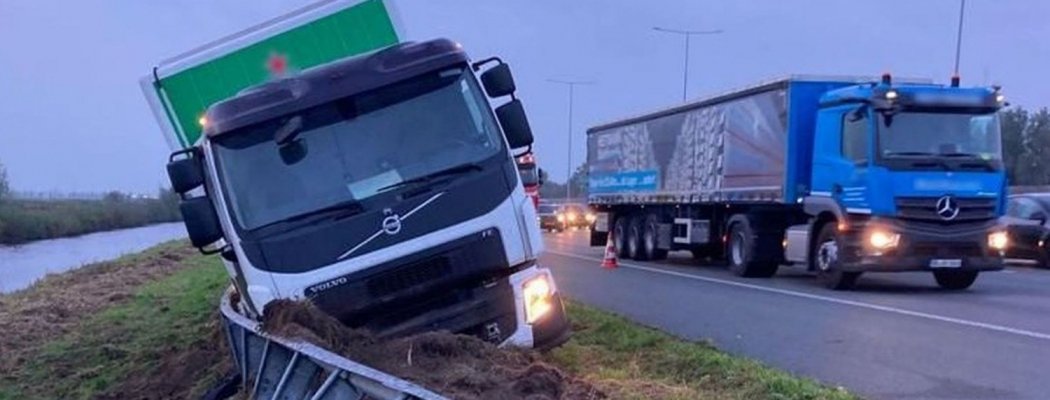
xmin=895 ymin=197 xmax=996 ymax=222
xmin=367 ymin=257 xmax=452 ymax=298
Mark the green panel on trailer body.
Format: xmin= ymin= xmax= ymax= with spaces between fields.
xmin=155 ymin=0 xmax=399 ymax=147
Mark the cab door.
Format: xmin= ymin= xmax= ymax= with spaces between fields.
xmin=811 ymin=105 xmax=871 ymax=210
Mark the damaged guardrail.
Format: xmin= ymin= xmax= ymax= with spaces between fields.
xmin=219 ymin=288 xmax=447 ymax=400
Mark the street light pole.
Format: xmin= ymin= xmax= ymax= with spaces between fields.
xmin=547 ymin=78 xmax=594 ymax=201
xmin=953 ymin=0 xmax=967 ymax=78
xmin=653 ymin=27 xmax=723 ymax=102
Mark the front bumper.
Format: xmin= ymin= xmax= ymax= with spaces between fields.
xmin=539 ymin=216 xmax=564 ymax=230
xmin=838 ymin=218 xmax=1006 ymax=273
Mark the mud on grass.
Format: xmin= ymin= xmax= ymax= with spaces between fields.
xmin=0 ymin=243 xmax=231 ymax=399
xmin=261 ymin=299 xmax=605 ymax=400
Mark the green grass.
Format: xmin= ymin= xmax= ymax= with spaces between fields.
xmin=0 ymin=191 xmax=180 ymax=245
xmin=1 ymin=243 xmax=857 ymax=400
xmin=2 ymin=253 xmax=228 ymax=400
xmin=547 ymin=303 xmax=856 ymax=400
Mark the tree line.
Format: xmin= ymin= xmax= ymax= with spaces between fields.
xmin=0 ymin=160 xmax=182 ymax=245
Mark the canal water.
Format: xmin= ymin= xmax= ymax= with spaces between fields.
xmin=0 ymin=223 xmax=187 ymax=294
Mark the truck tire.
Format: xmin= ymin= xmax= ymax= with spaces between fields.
xmin=933 ymin=270 xmax=979 ymax=290
xmin=613 ymin=217 xmax=630 ymax=258
xmin=726 ymin=219 xmax=778 ymax=278
xmin=628 ymin=215 xmax=648 ymax=260
xmin=643 ymin=213 xmax=669 ymax=261
xmin=813 ymin=223 xmax=861 ymax=290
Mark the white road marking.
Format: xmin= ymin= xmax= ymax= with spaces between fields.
xmin=545 ymin=249 xmax=1050 ymax=342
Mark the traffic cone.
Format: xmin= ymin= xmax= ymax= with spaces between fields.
xmin=602 ymin=231 xmax=618 ymax=269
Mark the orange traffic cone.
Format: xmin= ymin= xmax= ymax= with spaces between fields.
xmin=602 ymin=231 xmax=618 ymax=269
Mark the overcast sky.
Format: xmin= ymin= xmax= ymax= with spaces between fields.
xmin=1 ymin=0 xmax=1047 ymax=193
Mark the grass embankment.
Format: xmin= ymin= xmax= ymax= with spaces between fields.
xmin=0 ymin=244 xmax=856 ymax=400
xmin=0 ymin=193 xmax=180 ymax=245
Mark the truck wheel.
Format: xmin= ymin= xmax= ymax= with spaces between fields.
xmin=643 ymin=214 xmax=668 ymax=261
xmin=933 ymin=270 xmax=979 ymax=290
xmin=613 ymin=217 xmax=630 ymax=258
xmin=628 ymin=216 xmax=648 ymax=261
xmin=726 ymin=220 xmax=778 ymax=278
xmin=813 ymin=223 xmax=861 ymax=290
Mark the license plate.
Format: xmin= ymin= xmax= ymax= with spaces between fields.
xmin=929 ymin=259 xmax=962 ymax=268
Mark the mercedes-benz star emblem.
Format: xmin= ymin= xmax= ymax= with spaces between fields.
xmin=935 ymin=196 xmax=960 ymax=221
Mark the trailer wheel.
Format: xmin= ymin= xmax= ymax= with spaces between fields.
xmin=726 ymin=219 xmax=778 ymax=278
xmin=813 ymin=223 xmax=861 ymax=290
xmin=628 ymin=216 xmax=648 ymax=260
xmin=613 ymin=217 xmax=630 ymax=258
xmin=933 ymin=270 xmax=979 ymax=290
xmin=643 ymin=214 xmax=668 ymax=261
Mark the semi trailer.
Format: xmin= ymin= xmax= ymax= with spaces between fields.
xmin=588 ymin=75 xmax=1009 ymax=290
xmin=140 ymin=0 xmax=569 ymax=351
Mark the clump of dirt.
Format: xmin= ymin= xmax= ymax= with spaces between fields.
xmin=260 ymin=300 xmax=605 ymax=400
xmin=0 ymin=243 xmax=198 ymax=381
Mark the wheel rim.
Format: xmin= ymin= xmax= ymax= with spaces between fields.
xmin=730 ymin=232 xmax=745 ymax=266
xmin=817 ymin=239 xmax=838 ymax=272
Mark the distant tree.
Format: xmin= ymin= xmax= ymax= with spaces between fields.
xmin=538 ymin=164 xmax=588 ymax=201
xmin=1021 ymin=108 xmax=1050 ymax=185
xmin=0 ymin=159 xmax=9 ymax=203
xmin=1000 ymin=108 xmax=1028 ymax=184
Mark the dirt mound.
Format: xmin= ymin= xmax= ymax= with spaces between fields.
xmin=0 ymin=243 xmax=197 ymax=381
xmin=260 ymin=300 xmax=604 ymax=400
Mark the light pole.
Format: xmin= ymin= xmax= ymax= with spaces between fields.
xmin=952 ymin=0 xmax=967 ymax=80
xmin=653 ymin=27 xmax=723 ymax=102
xmin=547 ymin=78 xmax=594 ymax=201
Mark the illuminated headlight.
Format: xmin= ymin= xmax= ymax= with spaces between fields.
xmin=556 ymin=214 xmax=565 ymax=222
xmin=868 ymin=229 xmax=900 ymax=249
xmin=996 ymin=94 xmax=1006 ymax=103
xmin=567 ymin=213 xmax=578 ymax=222
xmin=585 ymin=213 xmax=597 ymax=223
xmin=885 ymin=90 xmax=899 ymax=100
xmin=988 ymin=231 xmax=1009 ymax=251
xmin=523 ymin=275 xmax=553 ymax=324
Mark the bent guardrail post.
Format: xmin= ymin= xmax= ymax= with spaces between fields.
xmin=219 ymin=288 xmax=447 ymax=400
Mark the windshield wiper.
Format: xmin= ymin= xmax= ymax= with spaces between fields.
xmin=938 ymin=152 xmax=981 ymax=158
xmin=252 ymin=199 xmax=364 ymax=233
xmin=377 ymin=163 xmax=483 ymax=194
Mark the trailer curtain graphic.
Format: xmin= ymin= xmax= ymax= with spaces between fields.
xmin=588 ymin=89 xmax=787 ymax=197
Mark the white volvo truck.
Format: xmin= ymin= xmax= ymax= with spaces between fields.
xmin=141 ymin=0 xmax=569 ymax=349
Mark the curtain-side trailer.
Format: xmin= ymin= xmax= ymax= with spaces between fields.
xmin=587 ymin=76 xmax=1009 ymax=290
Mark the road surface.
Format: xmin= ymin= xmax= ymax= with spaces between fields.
xmin=542 ymin=229 xmax=1050 ymax=400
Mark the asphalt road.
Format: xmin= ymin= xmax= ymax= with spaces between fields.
xmin=541 ymin=229 xmax=1050 ymax=400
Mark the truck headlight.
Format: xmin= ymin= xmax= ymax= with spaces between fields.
xmin=868 ymin=229 xmax=900 ymax=249
xmin=523 ymin=275 xmax=553 ymax=324
xmin=556 ymin=214 xmax=565 ymax=222
xmin=585 ymin=213 xmax=597 ymax=223
xmin=988 ymin=231 xmax=1009 ymax=251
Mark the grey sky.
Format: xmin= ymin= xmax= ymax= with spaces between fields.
xmin=1 ymin=0 xmax=1047 ymax=193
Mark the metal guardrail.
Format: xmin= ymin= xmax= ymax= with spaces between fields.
xmin=219 ymin=288 xmax=448 ymax=400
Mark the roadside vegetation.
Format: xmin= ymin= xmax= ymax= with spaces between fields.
xmin=0 ymin=242 xmax=856 ymax=400
xmin=0 ymin=159 xmax=181 ymax=245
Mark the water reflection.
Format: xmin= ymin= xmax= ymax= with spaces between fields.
xmin=0 ymin=223 xmax=186 ymax=293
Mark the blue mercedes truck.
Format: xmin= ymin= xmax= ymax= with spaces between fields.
xmin=587 ymin=75 xmax=1009 ymax=290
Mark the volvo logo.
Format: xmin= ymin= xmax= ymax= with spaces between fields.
xmin=381 ymin=208 xmax=402 ymax=235
xmin=936 ymin=196 xmax=960 ymax=221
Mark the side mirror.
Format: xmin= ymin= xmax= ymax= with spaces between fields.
xmin=480 ymin=63 xmax=516 ymax=98
xmin=496 ymin=99 xmax=533 ymax=148
xmin=180 ymin=197 xmax=224 ymax=248
xmin=167 ymin=150 xmax=204 ymax=194
xmin=538 ymin=168 xmax=547 ymax=185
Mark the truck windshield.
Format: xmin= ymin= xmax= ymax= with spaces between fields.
xmin=878 ymin=111 xmax=1002 ymax=161
xmin=213 ymin=68 xmax=504 ymax=231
